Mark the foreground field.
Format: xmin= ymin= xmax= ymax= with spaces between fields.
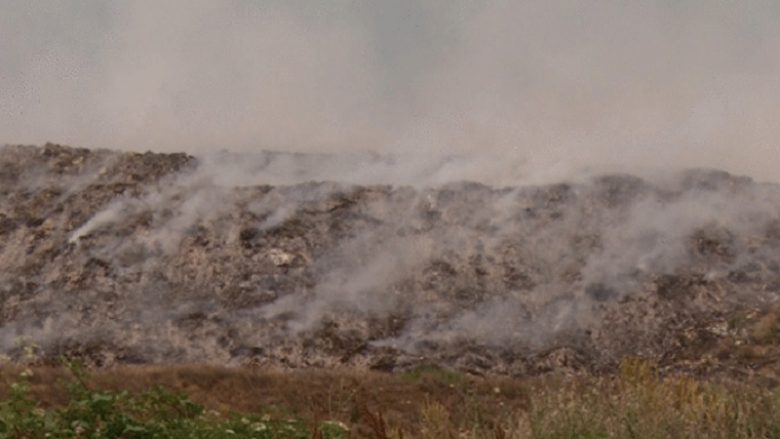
xmin=2 ymin=360 xmax=780 ymax=438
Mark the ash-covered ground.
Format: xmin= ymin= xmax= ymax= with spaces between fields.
xmin=2 ymin=144 xmax=780 ymax=377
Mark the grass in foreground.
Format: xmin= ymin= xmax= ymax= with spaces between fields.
xmin=1 ymin=358 xmax=780 ymax=438
xmin=0 ymin=360 xmax=348 ymax=438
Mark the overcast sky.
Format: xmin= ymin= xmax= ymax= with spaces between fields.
xmin=2 ymin=1 xmax=779 ymax=181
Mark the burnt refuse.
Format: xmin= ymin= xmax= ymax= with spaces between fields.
xmin=2 ymin=143 xmax=780 ymax=377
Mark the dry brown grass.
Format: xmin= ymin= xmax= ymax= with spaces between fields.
xmin=0 ymin=364 xmax=526 ymax=436
xmin=528 ymin=358 xmax=780 ymax=439
xmin=2 ymin=360 xmax=779 ymax=438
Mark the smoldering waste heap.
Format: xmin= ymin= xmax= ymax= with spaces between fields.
xmin=2 ymin=143 xmax=780 ymax=379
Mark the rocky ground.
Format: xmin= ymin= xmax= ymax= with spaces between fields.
xmin=2 ymin=143 xmax=780 ymax=378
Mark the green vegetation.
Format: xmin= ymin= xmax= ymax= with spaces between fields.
xmin=1 ymin=358 xmax=780 ymax=438
xmin=0 ymin=360 xmax=348 ymax=438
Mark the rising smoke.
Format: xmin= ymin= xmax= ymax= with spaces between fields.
xmin=2 ymin=1 xmax=780 ymax=183
xmin=2 ymin=2 xmax=780 ymax=370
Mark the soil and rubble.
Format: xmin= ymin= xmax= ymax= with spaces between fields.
xmin=2 ymin=143 xmax=780 ymax=378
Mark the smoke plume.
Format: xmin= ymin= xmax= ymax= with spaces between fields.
xmin=2 ymin=2 xmax=780 ymax=373
xmin=2 ymin=1 xmax=780 ymax=183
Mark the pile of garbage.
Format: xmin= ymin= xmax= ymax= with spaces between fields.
xmin=2 ymin=143 xmax=780 ymax=378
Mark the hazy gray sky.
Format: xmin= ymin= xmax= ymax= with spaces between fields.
xmin=2 ymin=1 xmax=780 ymax=181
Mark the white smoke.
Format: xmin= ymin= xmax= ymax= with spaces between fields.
xmin=2 ymin=1 xmax=780 ymax=183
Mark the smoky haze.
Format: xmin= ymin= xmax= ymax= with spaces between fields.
xmin=3 ymin=2 xmax=780 ymax=370
xmin=2 ymin=1 xmax=780 ymax=183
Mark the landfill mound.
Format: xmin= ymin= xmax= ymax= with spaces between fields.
xmin=2 ymin=143 xmax=780 ymax=377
